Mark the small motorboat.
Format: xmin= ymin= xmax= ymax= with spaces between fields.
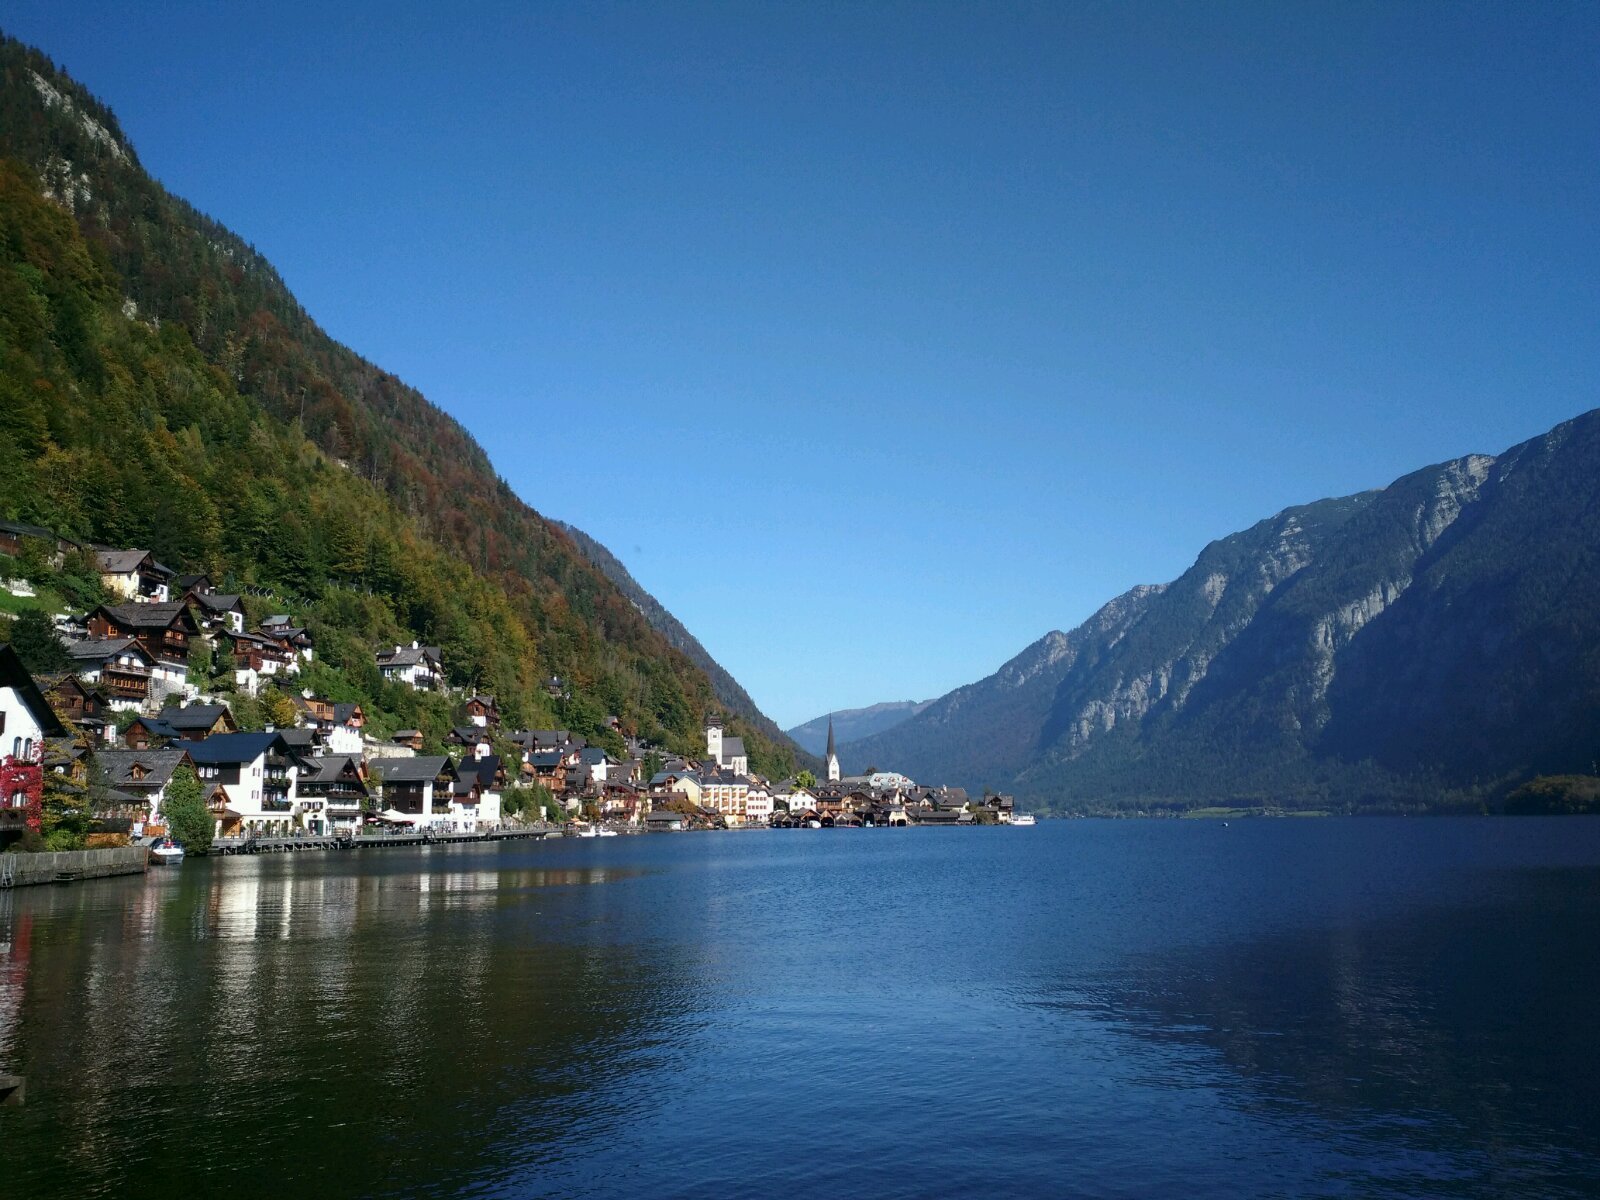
xmin=149 ymin=838 xmax=185 ymax=864
xmin=575 ymin=827 xmax=599 ymax=839
xmin=596 ymin=828 xmax=619 ymax=837
xmin=1011 ymin=814 xmax=1037 ymax=827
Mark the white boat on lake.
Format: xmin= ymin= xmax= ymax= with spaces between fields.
xmin=1011 ymin=814 xmax=1037 ymax=827
xmin=149 ymin=839 xmax=185 ymax=864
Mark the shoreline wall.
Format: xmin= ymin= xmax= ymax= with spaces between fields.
xmin=1 ymin=847 xmax=149 ymax=888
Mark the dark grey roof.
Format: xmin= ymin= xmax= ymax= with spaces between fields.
xmin=186 ymin=732 xmax=290 ymax=765
xmin=0 ymin=518 xmax=54 ymax=540
xmin=332 ymin=703 xmax=362 ymax=723
xmin=65 ymin=637 xmax=152 ymax=665
xmin=192 ymin=592 xmax=243 ymax=613
xmin=96 ymin=749 xmax=190 ymax=789
xmin=94 ymin=549 xmax=159 ymax=575
xmin=158 ymin=704 xmax=232 ymax=731
xmin=97 ymin=602 xmax=191 ymax=630
xmin=720 ymin=737 xmax=747 ymax=759
xmin=299 ymin=755 xmax=366 ymax=786
xmin=377 ymin=645 xmax=442 ymax=667
xmin=375 ymin=755 xmax=456 ymax=783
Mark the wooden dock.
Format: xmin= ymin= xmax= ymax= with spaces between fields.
xmin=211 ymin=826 xmax=552 ymax=855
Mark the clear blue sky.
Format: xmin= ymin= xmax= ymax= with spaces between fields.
xmin=7 ymin=2 xmax=1597 ymax=728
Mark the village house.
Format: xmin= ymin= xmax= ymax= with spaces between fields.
xmin=63 ymin=637 xmax=155 ymax=710
xmin=464 ymin=694 xmax=499 ymax=728
xmin=93 ymin=549 xmax=173 ymax=603
xmin=0 ymin=519 xmax=63 ymax=561
xmin=261 ymin=616 xmax=314 ymax=663
xmin=375 ymin=755 xmax=459 ymax=828
xmin=292 ymin=696 xmax=365 ymax=755
xmin=42 ymin=675 xmax=115 ymax=744
xmin=743 ymin=779 xmax=773 ymax=825
xmin=95 ymin=748 xmax=194 ymax=834
xmin=187 ymin=731 xmax=308 ymax=838
xmin=525 ymin=748 xmax=564 ymax=790
xmin=772 ymin=780 xmax=817 ymax=814
xmin=576 ymin=746 xmax=624 ymax=786
xmin=156 ymin=703 xmax=238 ymax=740
xmin=648 ymin=767 xmax=703 ymax=809
xmin=0 ymin=645 xmax=67 ymax=846
xmin=446 ymin=756 xmax=503 ymax=832
xmin=183 ymin=589 xmax=246 ymax=634
xmin=377 ymin=642 xmax=443 ymax=691
xmin=295 ymin=754 xmax=369 ymax=833
xmin=84 ymin=601 xmax=197 ymax=693
xmin=222 ymin=629 xmax=298 ymax=695
xmin=446 ymin=725 xmax=494 ymax=759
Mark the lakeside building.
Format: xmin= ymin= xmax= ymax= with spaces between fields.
xmin=0 ymin=644 xmax=66 ymax=847
xmin=187 ymin=731 xmax=309 ymax=838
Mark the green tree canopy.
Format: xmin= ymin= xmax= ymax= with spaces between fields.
xmin=4 ymin=609 xmax=69 ymax=675
xmin=162 ymin=765 xmax=213 ymax=852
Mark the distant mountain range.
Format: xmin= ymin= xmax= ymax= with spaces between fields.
xmin=786 ymin=700 xmax=933 ymax=757
xmin=557 ymin=523 xmax=817 ymax=770
xmin=842 ymin=409 xmax=1600 ymax=812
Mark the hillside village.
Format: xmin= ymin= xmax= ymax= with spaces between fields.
xmin=1 ymin=525 xmax=1015 ymax=848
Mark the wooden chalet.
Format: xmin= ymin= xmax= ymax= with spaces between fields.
xmin=86 ymin=602 xmax=197 ymax=671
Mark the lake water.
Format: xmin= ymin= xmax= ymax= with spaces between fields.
xmin=2 ymin=819 xmax=1599 ymax=1198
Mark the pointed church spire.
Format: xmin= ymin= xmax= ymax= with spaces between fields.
xmin=826 ymin=716 xmax=836 ymax=759
xmin=825 ymin=715 xmax=840 ymax=782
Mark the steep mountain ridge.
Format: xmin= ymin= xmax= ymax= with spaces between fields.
xmin=0 ymin=34 xmax=795 ymax=777
xmin=844 ymin=411 xmax=1600 ymax=810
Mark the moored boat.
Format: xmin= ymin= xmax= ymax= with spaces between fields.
xmin=1011 ymin=814 xmax=1037 ymax=827
xmin=149 ymin=838 xmax=185 ymax=864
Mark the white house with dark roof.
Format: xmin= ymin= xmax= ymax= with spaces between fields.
xmin=64 ymin=637 xmax=156 ymax=711
xmin=377 ymin=641 xmax=443 ymax=690
xmin=187 ymin=731 xmax=309 ymax=836
xmin=374 ymin=755 xmax=458 ymax=827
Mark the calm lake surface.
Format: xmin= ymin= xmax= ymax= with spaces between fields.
xmin=2 ymin=819 xmax=1599 ymax=1198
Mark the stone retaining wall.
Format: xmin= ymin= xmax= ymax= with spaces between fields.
xmin=0 ymin=846 xmax=149 ymax=888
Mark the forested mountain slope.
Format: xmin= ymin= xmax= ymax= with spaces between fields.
xmin=843 ymin=411 xmax=1600 ymax=812
xmin=0 ymin=35 xmax=794 ymax=776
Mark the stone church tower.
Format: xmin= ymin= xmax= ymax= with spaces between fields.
xmin=826 ymin=716 xmax=840 ymax=782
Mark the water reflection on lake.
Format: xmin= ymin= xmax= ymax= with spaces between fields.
xmin=1 ymin=822 xmax=1599 ymax=1198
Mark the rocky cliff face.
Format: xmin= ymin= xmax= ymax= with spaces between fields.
xmin=844 ymin=410 xmax=1600 ymax=810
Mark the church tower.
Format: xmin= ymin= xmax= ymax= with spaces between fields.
xmin=706 ymin=715 xmax=724 ymax=766
xmin=826 ymin=716 xmax=840 ymax=782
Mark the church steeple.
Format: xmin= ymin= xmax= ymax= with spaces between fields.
xmin=825 ymin=716 xmax=840 ymax=782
